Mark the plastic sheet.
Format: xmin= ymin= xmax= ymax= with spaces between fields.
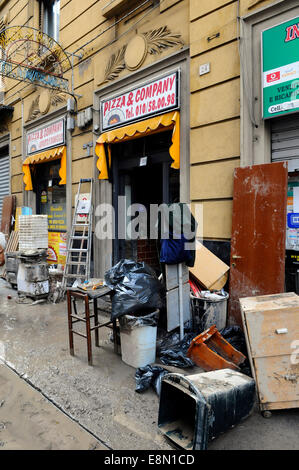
xmin=119 ymin=310 xmax=159 ymax=331
xmin=104 ymin=259 xmax=164 ymax=320
xmin=135 ymin=365 xmax=168 ymax=395
xmin=220 ymin=326 xmax=252 ymax=376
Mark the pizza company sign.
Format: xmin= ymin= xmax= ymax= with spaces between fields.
xmin=27 ymin=118 xmax=65 ymax=154
xmin=100 ymin=71 xmax=179 ymax=131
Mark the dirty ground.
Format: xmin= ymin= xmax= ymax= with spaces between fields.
xmin=0 ymin=279 xmax=298 ymax=450
xmin=0 ymin=363 xmax=105 ymax=450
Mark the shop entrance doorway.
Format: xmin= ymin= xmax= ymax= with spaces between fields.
xmin=31 ymin=160 xmax=67 ymax=232
xmin=111 ymin=130 xmax=179 ymax=272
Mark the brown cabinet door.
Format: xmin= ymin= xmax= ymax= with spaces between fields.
xmin=229 ymin=162 xmax=288 ymax=326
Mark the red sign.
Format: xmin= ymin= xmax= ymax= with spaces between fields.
xmin=101 ymin=71 xmax=179 ymax=131
xmin=285 ymin=24 xmax=299 ymax=43
xmin=266 ymin=71 xmax=281 ymax=83
xmin=27 ymin=118 xmax=65 ymax=154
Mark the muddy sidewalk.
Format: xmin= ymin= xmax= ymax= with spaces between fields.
xmin=0 ymin=363 xmax=106 ymax=450
xmin=0 ymin=279 xmax=298 ymax=450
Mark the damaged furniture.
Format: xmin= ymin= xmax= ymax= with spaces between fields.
xmin=67 ymin=287 xmax=117 ymax=366
xmin=239 ymin=292 xmax=299 ymax=417
xmin=187 ymin=325 xmax=246 ymax=371
xmin=158 ymin=369 xmax=255 ymax=450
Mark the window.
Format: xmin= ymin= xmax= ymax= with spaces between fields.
xmin=32 ymin=160 xmax=67 ymax=232
xmin=39 ymin=0 xmax=60 ymax=41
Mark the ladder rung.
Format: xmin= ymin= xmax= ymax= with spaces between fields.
xmin=69 ymin=248 xmax=88 ymax=252
xmin=71 ymin=236 xmax=89 ymax=240
xmin=66 ymin=261 xmax=87 ymax=265
xmin=73 ymin=223 xmax=90 ymax=226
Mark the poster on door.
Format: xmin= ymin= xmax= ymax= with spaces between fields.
xmin=47 ymin=232 xmax=67 ymax=267
xmin=286 ymin=183 xmax=299 ymax=251
xmin=75 ymin=193 xmax=91 ymax=223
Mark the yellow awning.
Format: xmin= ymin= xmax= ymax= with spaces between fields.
xmin=95 ymin=110 xmax=180 ymax=180
xmin=23 ymin=146 xmax=67 ymax=191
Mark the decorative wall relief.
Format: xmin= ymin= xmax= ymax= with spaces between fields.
xmin=102 ymin=46 xmax=126 ymax=84
xmin=26 ymin=89 xmax=67 ymax=122
xmin=100 ymin=26 xmax=184 ymax=85
xmin=0 ymin=14 xmax=8 ymax=33
xmin=142 ymin=26 xmax=184 ymax=55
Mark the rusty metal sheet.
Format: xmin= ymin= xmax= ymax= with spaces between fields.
xmin=1 ymin=195 xmax=15 ymax=235
xmin=229 ymin=162 xmax=288 ymax=326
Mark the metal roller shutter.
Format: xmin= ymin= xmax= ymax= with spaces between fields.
xmin=0 ymin=153 xmax=10 ymax=220
xmin=271 ymin=116 xmax=299 ymax=171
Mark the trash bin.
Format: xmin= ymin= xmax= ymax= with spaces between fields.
xmin=119 ymin=310 xmax=159 ymax=368
xmin=190 ymin=291 xmax=229 ymax=332
xmin=158 ymin=369 xmax=255 ymax=450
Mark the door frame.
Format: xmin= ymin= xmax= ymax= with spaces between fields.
xmin=111 ymin=138 xmax=177 ymax=264
xmin=93 ymin=48 xmax=190 ymax=277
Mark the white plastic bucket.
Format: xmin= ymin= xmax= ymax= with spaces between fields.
xmin=120 ymin=310 xmax=158 ymax=368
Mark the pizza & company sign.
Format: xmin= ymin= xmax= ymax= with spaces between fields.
xmin=27 ymin=118 xmax=65 ymax=154
xmin=100 ymin=71 xmax=179 ymax=131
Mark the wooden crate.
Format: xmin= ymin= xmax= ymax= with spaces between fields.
xmin=239 ymin=293 xmax=299 ymax=415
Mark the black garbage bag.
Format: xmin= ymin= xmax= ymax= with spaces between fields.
xmin=220 ymin=326 xmax=252 ymax=377
xmin=104 ymin=259 xmax=165 ymax=320
xmin=135 ymin=365 xmax=168 ymax=396
xmin=220 ymin=326 xmax=247 ymax=355
xmin=157 ymin=332 xmax=195 ymax=368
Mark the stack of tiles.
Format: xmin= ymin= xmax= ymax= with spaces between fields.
xmin=19 ymin=215 xmax=48 ymax=251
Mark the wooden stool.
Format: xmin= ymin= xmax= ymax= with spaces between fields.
xmin=67 ymin=287 xmax=117 ymax=366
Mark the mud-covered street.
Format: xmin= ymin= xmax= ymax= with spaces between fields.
xmin=0 ymin=279 xmax=298 ymax=450
xmin=0 ymin=363 xmax=105 ymax=450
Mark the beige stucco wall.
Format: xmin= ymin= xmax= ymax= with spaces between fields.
xmin=0 ymin=0 xmax=189 ymax=224
xmin=189 ymin=0 xmax=279 ymax=241
xmin=0 ymin=0 xmax=282 ymax=243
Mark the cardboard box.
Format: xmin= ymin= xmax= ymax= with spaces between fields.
xmin=189 ymin=242 xmax=230 ymax=290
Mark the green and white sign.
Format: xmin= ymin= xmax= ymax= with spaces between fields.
xmin=262 ymin=17 xmax=299 ymax=119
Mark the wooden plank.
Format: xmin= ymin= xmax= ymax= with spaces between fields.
xmin=261 ymin=400 xmax=299 ymax=411
xmin=239 ymin=292 xmax=299 ymax=312
xmin=240 ymin=307 xmax=258 ymax=383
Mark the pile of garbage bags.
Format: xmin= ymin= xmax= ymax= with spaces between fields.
xmin=104 ymin=259 xmax=164 ymax=321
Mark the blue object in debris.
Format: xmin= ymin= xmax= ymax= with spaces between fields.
xmin=287 ymin=213 xmax=299 ymax=228
xmin=21 ymin=207 xmax=32 ymax=215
